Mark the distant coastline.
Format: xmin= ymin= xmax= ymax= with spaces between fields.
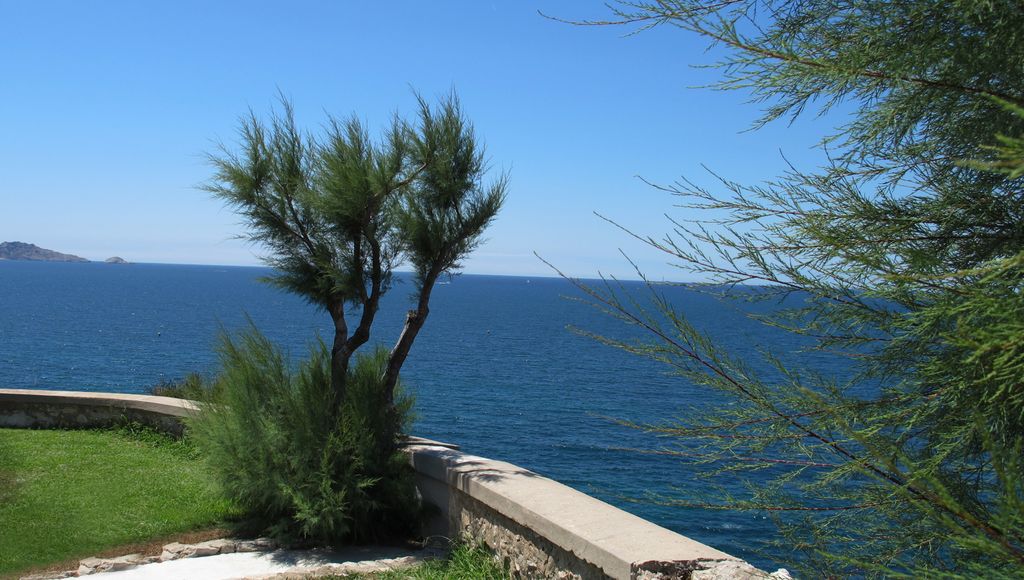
xmin=0 ymin=241 xmax=128 ymax=264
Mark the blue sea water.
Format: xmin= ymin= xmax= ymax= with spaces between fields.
xmin=0 ymin=261 xmax=852 ymax=570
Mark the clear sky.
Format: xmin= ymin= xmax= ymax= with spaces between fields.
xmin=1 ymin=1 xmax=838 ymax=280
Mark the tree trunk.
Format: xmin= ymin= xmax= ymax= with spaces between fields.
xmin=382 ymin=271 xmax=438 ymax=406
xmin=383 ymin=308 xmax=427 ymax=402
xmin=345 ymin=237 xmax=383 ymax=355
xmin=328 ymin=302 xmax=349 ymax=400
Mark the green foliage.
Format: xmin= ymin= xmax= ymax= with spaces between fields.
xmin=205 ymin=92 xmax=506 ymax=395
xmin=105 ymin=420 xmax=202 ymax=460
xmin=968 ymin=99 xmax=1024 ymax=181
xmin=189 ymin=327 xmax=420 ymax=546
xmin=150 ymin=372 xmax=216 ymax=401
xmin=401 ymin=94 xmax=509 ymax=284
xmin=343 ymin=542 xmax=510 ymax=580
xmin=0 ymin=428 xmax=232 ymax=576
xmin=555 ymin=1 xmax=1024 ymax=576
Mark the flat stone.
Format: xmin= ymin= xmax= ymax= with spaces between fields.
xmin=80 ymin=557 xmax=105 ymax=568
xmin=160 ymin=545 xmax=198 ymax=561
xmin=234 ymin=540 xmax=259 ymax=553
xmin=188 ymin=544 xmax=220 ymax=557
xmin=77 ymin=556 xmax=107 ymax=576
xmin=236 ymin=537 xmax=278 ymax=552
xmin=106 ymin=553 xmax=145 ymax=571
xmin=200 ymin=539 xmax=236 ymax=554
xmin=253 ymin=537 xmax=277 ymax=549
xmin=161 ymin=542 xmax=190 ymax=556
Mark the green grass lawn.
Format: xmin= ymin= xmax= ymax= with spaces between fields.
xmin=0 ymin=427 xmax=234 ymax=576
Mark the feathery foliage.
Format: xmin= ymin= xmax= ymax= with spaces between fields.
xmin=189 ymin=329 xmax=419 ymax=545
xmin=205 ymin=92 xmax=506 ymax=401
xmin=552 ymin=1 xmax=1024 ymax=576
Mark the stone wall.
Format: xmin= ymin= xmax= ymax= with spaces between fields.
xmin=0 ymin=389 xmax=196 ymax=436
xmin=451 ymin=486 xmax=608 ymax=579
xmin=405 ymin=442 xmax=774 ymax=580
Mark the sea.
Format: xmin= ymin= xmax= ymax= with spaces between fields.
xmin=0 ymin=260 xmax=854 ymax=570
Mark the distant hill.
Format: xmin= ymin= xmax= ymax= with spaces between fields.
xmin=104 ymin=256 xmax=128 ymax=264
xmin=0 ymin=241 xmax=89 ymax=262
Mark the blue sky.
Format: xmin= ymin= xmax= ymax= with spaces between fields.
xmin=1 ymin=1 xmax=838 ymax=280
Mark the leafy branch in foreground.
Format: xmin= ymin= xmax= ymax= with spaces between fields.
xmin=550 ymin=1 xmax=1024 ymax=576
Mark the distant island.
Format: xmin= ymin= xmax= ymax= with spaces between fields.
xmin=0 ymin=241 xmax=88 ymax=262
xmin=104 ymin=256 xmax=129 ymax=264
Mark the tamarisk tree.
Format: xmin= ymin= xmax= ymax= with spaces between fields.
xmin=206 ymin=93 xmax=506 ymax=410
xmin=552 ymin=1 xmax=1024 ymax=576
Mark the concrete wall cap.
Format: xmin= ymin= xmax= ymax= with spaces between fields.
xmin=0 ymin=388 xmax=199 ymax=417
xmin=405 ymin=443 xmax=740 ymax=578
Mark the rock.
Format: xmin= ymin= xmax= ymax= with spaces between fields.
xmin=76 ymin=553 xmax=146 ymax=575
xmin=0 ymin=241 xmax=87 ymax=262
xmin=691 ymin=559 xmax=770 ymax=579
xmin=106 ymin=553 xmax=144 ymax=571
xmin=162 ymin=541 xmax=188 ymax=553
xmin=200 ymin=538 xmax=236 ymax=554
xmin=79 ymin=557 xmax=105 ymax=568
xmin=253 ymin=537 xmax=278 ymax=549
xmin=160 ymin=541 xmax=194 ymax=561
xmin=236 ymin=537 xmax=278 ymax=552
xmin=91 ymin=553 xmax=143 ymax=573
xmin=77 ymin=556 xmax=104 ymax=575
xmin=188 ymin=544 xmax=220 ymax=557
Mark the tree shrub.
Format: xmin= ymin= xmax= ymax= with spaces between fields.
xmin=189 ymin=327 xmax=419 ymax=545
xmin=197 ymin=93 xmax=504 ymax=545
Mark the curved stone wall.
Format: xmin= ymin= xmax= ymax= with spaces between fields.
xmin=0 ymin=388 xmax=197 ymax=435
xmin=0 ymin=389 xmax=771 ymax=579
